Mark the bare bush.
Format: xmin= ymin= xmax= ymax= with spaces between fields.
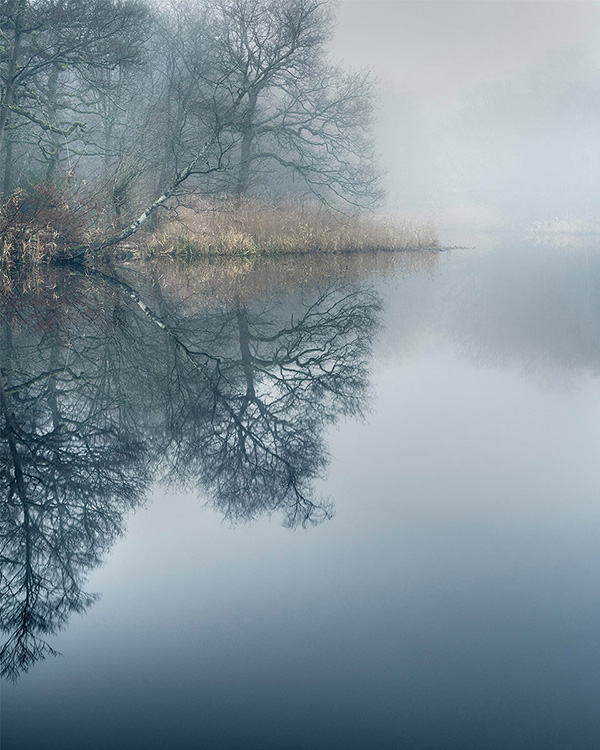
xmin=0 ymin=185 xmax=85 ymax=272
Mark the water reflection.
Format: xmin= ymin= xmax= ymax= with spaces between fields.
xmin=0 ymin=260 xmax=383 ymax=679
xmin=438 ymin=245 xmax=600 ymax=383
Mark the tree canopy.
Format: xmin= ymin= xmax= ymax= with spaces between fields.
xmin=0 ymin=0 xmax=381 ymax=252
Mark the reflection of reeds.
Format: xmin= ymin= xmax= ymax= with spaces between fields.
xmin=147 ymin=200 xmax=438 ymax=259
xmin=0 ymin=227 xmax=439 ymax=309
xmin=143 ymin=249 xmax=439 ymax=305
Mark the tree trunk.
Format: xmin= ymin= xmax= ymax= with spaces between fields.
xmin=58 ymin=133 xmax=220 ymax=260
xmin=236 ymin=305 xmax=256 ymax=404
xmin=57 ymin=82 xmax=251 ymax=260
xmin=235 ymin=91 xmax=258 ymax=200
xmin=44 ymin=67 xmax=62 ymax=185
xmin=0 ymin=0 xmax=27 ymax=190
xmin=3 ymin=134 xmax=14 ymax=194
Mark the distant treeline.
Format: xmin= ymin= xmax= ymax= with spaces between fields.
xmin=0 ymin=0 xmax=380 ymax=253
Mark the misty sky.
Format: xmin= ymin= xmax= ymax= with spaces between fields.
xmin=332 ymin=2 xmax=600 ymax=227
xmin=334 ymin=1 xmax=600 ymax=106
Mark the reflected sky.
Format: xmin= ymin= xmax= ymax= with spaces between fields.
xmin=3 ymin=245 xmax=600 ymax=749
xmin=0 ymin=257 xmax=386 ymax=681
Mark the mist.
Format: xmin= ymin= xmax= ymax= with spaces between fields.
xmin=4 ymin=4 xmax=600 ymax=749
xmin=333 ymin=0 xmax=600 ymax=230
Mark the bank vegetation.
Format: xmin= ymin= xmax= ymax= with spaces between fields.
xmin=0 ymin=0 xmax=438 ymax=266
xmin=147 ymin=200 xmax=437 ymax=259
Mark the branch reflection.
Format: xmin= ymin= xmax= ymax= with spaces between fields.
xmin=0 ymin=260 xmax=384 ymax=679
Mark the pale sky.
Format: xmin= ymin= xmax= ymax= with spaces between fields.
xmin=331 ymin=1 xmax=600 ymax=224
xmin=333 ymin=1 xmax=600 ymax=108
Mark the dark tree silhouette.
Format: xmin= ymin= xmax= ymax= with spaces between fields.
xmin=156 ymin=0 xmax=380 ymax=208
xmin=0 ymin=264 xmax=381 ymax=678
xmin=159 ymin=284 xmax=380 ymax=526
xmin=0 ymin=0 xmax=148 ymax=193
xmin=0 ymin=287 xmax=152 ymax=679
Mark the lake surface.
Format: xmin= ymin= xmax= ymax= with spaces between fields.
xmin=2 ymin=238 xmax=600 ymax=749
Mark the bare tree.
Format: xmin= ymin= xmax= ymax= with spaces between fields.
xmin=0 ymin=263 xmax=381 ymax=678
xmin=113 ymin=270 xmax=381 ymax=527
xmin=0 ymin=0 xmax=382 ymax=257
xmin=0 ymin=291 xmax=151 ymax=680
xmin=190 ymin=0 xmax=381 ymax=208
xmin=0 ymin=0 xmax=148 ymax=193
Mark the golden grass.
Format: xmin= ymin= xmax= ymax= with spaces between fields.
xmin=146 ymin=199 xmax=438 ymax=259
xmin=0 ymin=185 xmax=90 ymax=290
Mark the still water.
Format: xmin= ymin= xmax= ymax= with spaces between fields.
xmin=2 ymin=240 xmax=600 ymax=749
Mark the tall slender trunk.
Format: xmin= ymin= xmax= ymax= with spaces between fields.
xmin=3 ymin=135 xmax=14 ymax=194
xmin=44 ymin=66 xmax=61 ymax=185
xmin=0 ymin=0 xmax=27 ymax=191
xmin=235 ymin=91 xmax=258 ymax=200
xmin=156 ymin=63 xmax=175 ymax=196
xmin=148 ymin=71 xmax=175 ymax=233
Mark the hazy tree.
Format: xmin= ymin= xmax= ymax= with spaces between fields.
xmin=194 ymin=0 xmax=381 ymax=207
xmin=82 ymin=0 xmax=382 ymax=255
xmin=0 ymin=0 xmax=148 ymax=193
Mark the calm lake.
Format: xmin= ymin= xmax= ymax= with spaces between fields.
xmin=2 ymin=236 xmax=600 ymax=749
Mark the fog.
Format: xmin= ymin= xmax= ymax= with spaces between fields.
xmin=5 ymin=4 xmax=600 ymax=748
xmin=333 ymin=1 xmax=600 ymax=230
xmin=2 ymin=0 xmax=596 ymax=241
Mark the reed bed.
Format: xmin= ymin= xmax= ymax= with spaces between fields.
xmin=147 ymin=200 xmax=438 ymax=259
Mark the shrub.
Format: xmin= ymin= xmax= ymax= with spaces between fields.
xmin=0 ymin=184 xmax=85 ymax=269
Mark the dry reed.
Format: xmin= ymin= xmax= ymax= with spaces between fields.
xmin=0 ymin=185 xmax=88 ymax=290
xmin=146 ymin=199 xmax=438 ymax=260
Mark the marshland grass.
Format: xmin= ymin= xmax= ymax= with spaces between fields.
xmin=0 ymin=222 xmax=63 ymax=293
xmin=0 ymin=193 xmax=438 ymax=292
xmin=147 ymin=200 xmax=438 ymax=259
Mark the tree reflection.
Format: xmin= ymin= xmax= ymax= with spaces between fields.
xmin=162 ymin=287 xmax=379 ymax=526
xmin=0 ymin=290 xmax=151 ymax=680
xmin=0 ymin=262 xmax=382 ymax=679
